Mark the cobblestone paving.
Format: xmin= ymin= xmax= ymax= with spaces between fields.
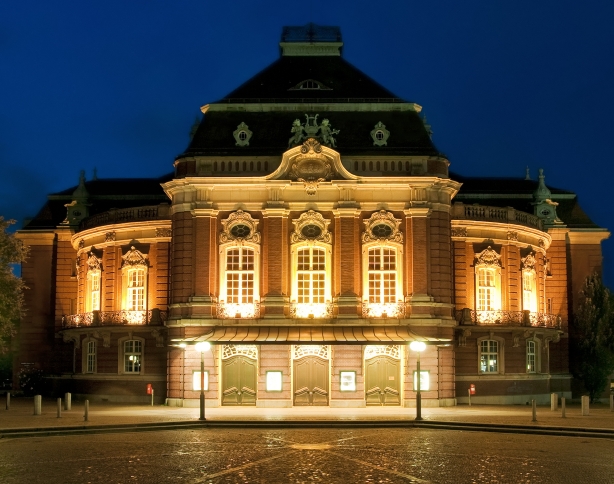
xmin=1 ymin=428 xmax=613 ymax=483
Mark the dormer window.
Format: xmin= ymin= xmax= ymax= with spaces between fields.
xmin=289 ymin=79 xmax=332 ymax=91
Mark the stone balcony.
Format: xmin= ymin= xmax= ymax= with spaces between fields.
xmin=456 ymin=308 xmax=561 ymax=329
xmin=216 ymin=302 xmax=261 ymax=319
xmin=289 ymin=302 xmax=334 ymax=319
xmin=62 ymin=309 xmax=167 ymax=328
xmin=78 ymin=204 xmax=170 ymax=231
xmin=452 ymin=202 xmax=543 ymax=231
xmin=361 ymin=302 xmax=405 ymax=319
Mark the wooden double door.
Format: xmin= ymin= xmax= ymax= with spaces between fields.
xmin=365 ymin=355 xmax=401 ymax=405
xmin=293 ymin=356 xmax=329 ymax=406
xmin=221 ymin=355 xmax=257 ymax=406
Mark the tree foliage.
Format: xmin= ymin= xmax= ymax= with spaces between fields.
xmin=0 ymin=217 xmax=27 ymax=354
xmin=572 ymin=274 xmax=614 ymax=402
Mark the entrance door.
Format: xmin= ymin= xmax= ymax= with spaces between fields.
xmin=221 ymin=355 xmax=257 ymax=406
xmin=365 ymin=355 xmax=401 ymax=406
xmin=293 ymin=356 xmax=329 ymax=406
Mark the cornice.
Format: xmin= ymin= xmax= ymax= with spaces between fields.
xmin=203 ymin=102 xmax=422 ymax=113
xmin=566 ymin=229 xmax=610 ymax=245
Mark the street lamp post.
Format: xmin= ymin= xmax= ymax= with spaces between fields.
xmin=195 ymin=341 xmax=211 ymax=421
xmin=409 ymin=341 xmax=426 ymax=421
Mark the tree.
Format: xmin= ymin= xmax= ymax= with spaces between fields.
xmin=571 ymin=274 xmax=614 ymax=402
xmin=0 ymin=217 xmax=27 ymax=354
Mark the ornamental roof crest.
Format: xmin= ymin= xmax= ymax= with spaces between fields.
xmin=362 ymin=210 xmax=403 ymax=244
xmin=121 ymin=246 xmax=148 ymax=267
xmin=521 ymin=252 xmax=537 ymax=271
xmin=475 ymin=246 xmax=501 ymax=267
xmin=220 ymin=210 xmax=261 ymax=245
xmin=288 ymin=114 xmax=339 ymax=148
xmin=291 ymin=210 xmax=332 ymax=245
xmin=86 ymin=251 xmax=102 ymax=272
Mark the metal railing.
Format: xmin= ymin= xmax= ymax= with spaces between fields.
xmin=289 ymin=302 xmax=334 ymax=319
xmin=452 ymin=203 xmax=543 ymax=230
xmin=79 ymin=204 xmax=170 ymax=231
xmin=361 ymin=302 xmax=405 ymax=319
xmin=456 ymin=309 xmax=561 ymax=328
xmin=62 ymin=309 xmax=167 ymax=328
xmin=216 ymin=302 xmax=261 ymax=319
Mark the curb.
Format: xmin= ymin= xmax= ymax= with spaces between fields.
xmin=1 ymin=419 xmax=613 ymax=440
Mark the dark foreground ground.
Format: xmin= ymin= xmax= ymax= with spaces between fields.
xmin=1 ymin=426 xmax=613 ymax=483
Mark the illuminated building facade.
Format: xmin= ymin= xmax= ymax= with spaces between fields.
xmin=15 ymin=25 xmax=609 ymax=406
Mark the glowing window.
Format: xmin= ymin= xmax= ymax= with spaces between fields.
xmin=368 ymin=247 xmax=397 ymax=304
xmin=477 ymin=268 xmax=497 ymax=311
xmin=296 ymin=247 xmax=326 ymax=304
xmin=87 ymin=270 xmax=101 ymax=311
xmin=522 ymin=270 xmax=537 ymax=312
xmin=480 ymin=340 xmax=498 ymax=373
xmin=225 ymin=247 xmax=255 ymax=304
xmin=127 ymin=269 xmax=145 ymax=311
xmin=124 ymin=340 xmax=142 ymax=373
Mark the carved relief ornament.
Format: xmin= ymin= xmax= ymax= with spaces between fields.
xmin=475 ymin=246 xmax=501 ymax=267
xmin=291 ymin=210 xmax=332 ymax=245
xmin=361 ymin=210 xmax=403 ymax=244
xmin=521 ymin=252 xmax=537 ymax=271
xmin=451 ymin=227 xmax=468 ymax=237
xmin=86 ymin=251 xmax=102 ymax=272
xmin=288 ymin=139 xmax=337 ymax=195
xmin=121 ymin=246 xmax=148 ymax=268
xmin=219 ymin=210 xmax=261 ymax=245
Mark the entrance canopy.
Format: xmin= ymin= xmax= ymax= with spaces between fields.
xmin=172 ymin=326 xmax=452 ymax=345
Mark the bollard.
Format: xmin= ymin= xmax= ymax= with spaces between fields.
xmin=561 ymin=397 xmax=566 ymax=418
xmin=57 ymin=398 xmax=62 ymax=418
xmin=581 ymin=395 xmax=590 ymax=416
xmin=610 ymin=394 xmax=613 ymax=412
xmin=468 ymin=388 xmax=471 ymax=406
xmin=550 ymin=393 xmax=558 ymax=411
xmin=151 ymin=388 xmax=154 ymax=407
xmin=5 ymin=392 xmax=9 ymax=410
xmin=64 ymin=392 xmax=71 ymax=411
xmin=532 ymin=399 xmax=537 ymax=422
xmin=34 ymin=395 xmax=42 ymax=415
xmin=84 ymin=400 xmax=89 ymax=421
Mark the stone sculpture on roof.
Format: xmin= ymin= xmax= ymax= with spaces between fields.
xmin=288 ymin=114 xmax=339 ymax=148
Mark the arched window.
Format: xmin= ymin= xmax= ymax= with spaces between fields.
xmin=218 ymin=211 xmax=261 ymax=318
xmin=361 ymin=211 xmax=404 ymax=318
xmin=522 ymin=252 xmax=538 ymax=312
xmin=82 ymin=337 xmax=97 ymax=374
xmin=526 ymin=338 xmax=541 ymax=373
xmin=122 ymin=339 xmax=142 ymax=374
xmin=85 ymin=252 xmax=102 ymax=312
xmin=474 ymin=247 xmax=502 ymax=318
xmin=121 ymin=247 xmax=148 ymax=324
xmin=290 ymin=211 xmax=332 ymax=319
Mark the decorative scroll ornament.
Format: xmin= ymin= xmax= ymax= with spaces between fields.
xmin=364 ymin=345 xmax=400 ymax=360
xmin=156 ymin=227 xmax=172 ymax=238
xmin=521 ymin=252 xmax=537 ymax=271
xmin=105 ymin=231 xmax=116 ymax=242
xmin=86 ymin=251 xmax=102 ymax=271
xmin=78 ymin=239 xmax=85 ymax=249
xmin=233 ymin=122 xmax=253 ymax=147
xmin=222 ymin=344 xmax=258 ymax=360
xmin=475 ymin=246 xmax=501 ymax=267
xmin=121 ymin=246 xmax=148 ymax=267
xmin=362 ymin=210 xmax=403 ymax=244
xmin=293 ymin=345 xmax=329 ymax=359
xmin=291 ymin=210 xmax=332 ymax=245
xmin=370 ymin=121 xmax=390 ymax=146
xmin=288 ymin=138 xmax=337 ymax=195
xmin=507 ymin=231 xmax=518 ymax=241
xmin=219 ymin=210 xmax=261 ymax=245
xmin=288 ymin=114 xmax=339 ymax=148
xmin=451 ymin=227 xmax=468 ymax=237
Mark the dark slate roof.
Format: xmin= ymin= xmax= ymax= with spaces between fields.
xmin=182 ymin=110 xmax=440 ymax=158
xmin=451 ymin=172 xmax=600 ymax=229
xmin=218 ymin=56 xmax=402 ymax=103
xmin=23 ymin=174 xmax=172 ymax=230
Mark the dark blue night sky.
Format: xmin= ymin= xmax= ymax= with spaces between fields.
xmin=2 ymin=1 xmax=613 ymax=282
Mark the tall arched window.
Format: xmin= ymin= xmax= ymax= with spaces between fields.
xmin=218 ymin=211 xmax=261 ymax=318
xmin=85 ymin=251 xmax=102 ymax=312
xmin=121 ymin=246 xmax=148 ymax=324
xmin=521 ymin=252 xmax=538 ymax=313
xmin=474 ymin=246 xmax=502 ymax=319
xmin=361 ymin=211 xmax=404 ymax=318
xmin=290 ymin=211 xmax=332 ymax=319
